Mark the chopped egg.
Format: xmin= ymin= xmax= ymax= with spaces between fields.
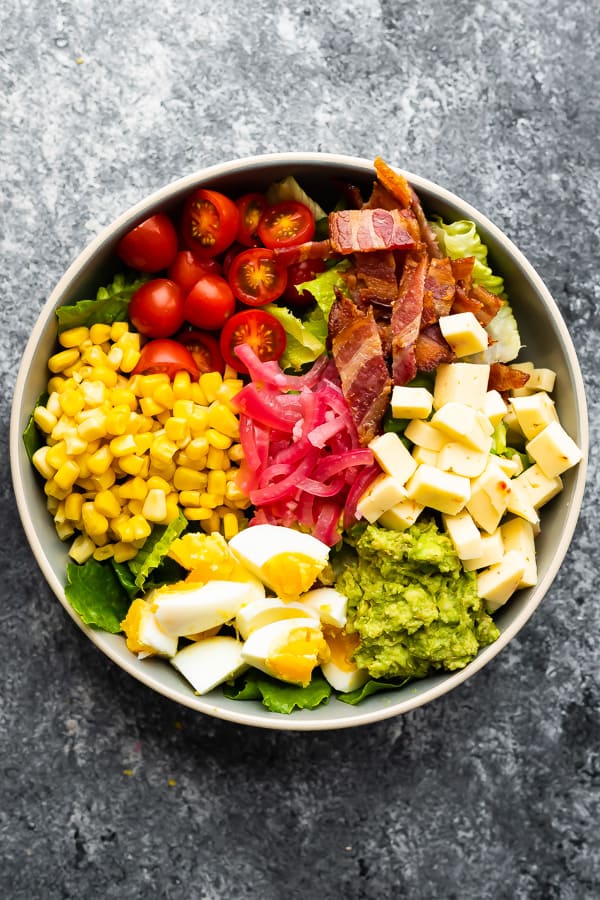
xmin=152 ymin=579 xmax=259 ymax=638
xmin=320 ymin=626 xmax=369 ymax=693
xmin=236 ymin=598 xmax=319 ymax=640
xmin=241 ymin=617 xmax=329 ymax=687
xmin=171 ymin=636 xmax=247 ymax=695
xmin=120 ymin=598 xmax=178 ymax=659
xmin=228 ymin=524 xmax=330 ymax=601
xmin=301 ymin=588 xmax=348 ymax=628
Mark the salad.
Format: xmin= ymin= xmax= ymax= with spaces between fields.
xmin=24 ymin=157 xmax=583 ymax=715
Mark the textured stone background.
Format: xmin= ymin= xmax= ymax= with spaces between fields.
xmin=1 ymin=1 xmax=598 ymax=898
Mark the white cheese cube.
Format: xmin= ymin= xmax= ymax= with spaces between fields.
xmin=430 ymin=403 xmax=493 ymax=453
xmin=503 ymin=406 xmax=524 ymax=439
xmin=439 ymin=312 xmax=489 ymax=357
xmin=477 ymin=550 xmax=528 ymax=612
xmin=442 ymin=510 xmax=483 ymax=560
xmin=525 ymin=420 xmax=582 ymax=478
xmin=510 ymin=362 xmax=535 ymax=397
xmin=369 ymin=432 xmax=417 ymax=485
xmin=438 ymin=442 xmax=489 ymax=478
xmin=391 ymin=385 xmax=433 ymax=419
xmin=466 ymin=460 xmax=512 ymax=533
xmin=463 ymin=530 xmax=505 ymax=571
xmin=356 ymin=474 xmax=407 ymax=523
xmin=406 ymin=465 xmax=471 ymax=516
xmin=379 ymin=497 xmax=424 ymax=531
xmin=505 ymin=479 xmax=540 ymax=526
xmin=405 ymin=419 xmax=447 ymax=451
xmin=500 ymin=518 xmax=537 ymax=588
xmin=510 ymin=392 xmax=558 ymax=439
xmin=412 ymin=445 xmax=440 ymax=467
xmin=528 ymin=367 xmax=556 ymax=393
xmin=513 ymin=463 xmax=563 ymax=509
xmin=433 ymin=362 xmax=490 ymax=410
xmin=496 ymin=454 xmax=523 ymax=478
xmin=483 ymin=390 xmax=508 ymax=427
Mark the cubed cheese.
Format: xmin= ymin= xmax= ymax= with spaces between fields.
xmin=463 ymin=529 xmax=505 ymax=571
xmin=390 ymin=385 xmax=433 ymax=419
xmin=505 ymin=479 xmax=540 ymax=526
xmin=369 ymin=432 xmax=417 ymax=485
xmin=500 ymin=518 xmax=537 ymax=588
xmin=442 ymin=510 xmax=483 ymax=560
xmin=466 ymin=460 xmax=512 ymax=533
xmin=356 ymin=474 xmax=407 ymax=524
xmin=439 ymin=312 xmax=489 ymax=357
xmin=510 ymin=392 xmax=558 ymax=439
xmin=512 ymin=463 xmax=563 ymax=510
xmin=510 ymin=361 xmax=535 ymax=397
xmin=404 ymin=419 xmax=447 ymax=451
xmin=379 ymin=497 xmax=424 ymax=531
xmin=405 ymin=465 xmax=471 ymax=516
xmin=438 ymin=442 xmax=489 ymax=478
xmin=527 ymin=367 xmax=556 ymax=393
xmin=433 ymin=362 xmax=490 ymax=410
xmin=496 ymin=454 xmax=523 ymax=478
xmin=430 ymin=403 xmax=493 ymax=453
xmin=412 ymin=445 xmax=440 ymax=467
xmin=525 ymin=420 xmax=582 ymax=478
xmin=483 ymin=390 xmax=508 ymax=427
xmin=477 ymin=550 xmax=528 ymax=612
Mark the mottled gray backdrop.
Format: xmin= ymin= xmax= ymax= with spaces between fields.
xmin=1 ymin=1 xmax=598 ymax=898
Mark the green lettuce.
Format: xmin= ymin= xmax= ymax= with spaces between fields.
xmin=224 ymin=669 xmax=332 ymax=714
xmin=337 ymin=677 xmax=411 ymax=706
xmin=22 ymin=392 xmax=48 ymax=461
xmin=263 ymin=304 xmax=326 ymax=371
xmin=265 ymin=175 xmax=327 ymax=222
xmin=56 ymin=272 xmax=147 ymax=333
xmin=65 ymin=558 xmax=131 ymax=633
xmin=127 ymin=512 xmax=188 ymax=590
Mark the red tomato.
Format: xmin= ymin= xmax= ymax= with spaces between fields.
xmin=167 ymin=251 xmax=221 ymax=295
xmin=235 ymin=192 xmax=267 ymax=246
xmin=181 ymin=189 xmax=239 ymax=258
xmin=133 ymin=339 xmax=200 ymax=380
xmin=116 ymin=213 xmax=178 ymax=273
xmin=222 ymin=243 xmax=245 ymax=278
xmin=227 ymin=248 xmax=288 ymax=306
xmin=183 ymin=275 xmax=236 ymax=331
xmin=176 ymin=330 xmax=225 ymax=374
xmin=281 ymin=259 xmax=327 ymax=308
xmin=128 ymin=279 xmax=185 ymax=338
xmin=220 ymin=309 xmax=286 ymax=373
xmin=257 ymin=201 xmax=315 ymax=249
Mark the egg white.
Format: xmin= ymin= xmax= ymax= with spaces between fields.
xmin=153 ymin=580 xmax=259 ymax=638
xmin=171 ymin=636 xmax=247 ymax=695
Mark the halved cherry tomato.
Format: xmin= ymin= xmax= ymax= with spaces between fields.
xmin=181 ymin=189 xmax=239 ymax=258
xmin=133 ymin=339 xmax=200 ymax=380
xmin=116 ymin=213 xmax=178 ymax=272
xmin=167 ymin=251 xmax=221 ymax=295
xmin=257 ymin=201 xmax=315 ymax=249
xmin=128 ymin=279 xmax=185 ymax=338
xmin=281 ymin=259 xmax=327 ymax=308
xmin=227 ymin=248 xmax=288 ymax=306
xmin=183 ymin=275 xmax=236 ymax=331
xmin=222 ymin=243 xmax=245 ymax=278
xmin=220 ymin=309 xmax=286 ymax=373
xmin=235 ymin=192 xmax=267 ymax=246
xmin=176 ymin=330 xmax=225 ymax=375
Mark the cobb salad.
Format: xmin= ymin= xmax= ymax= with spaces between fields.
xmin=24 ymin=157 xmax=583 ymax=714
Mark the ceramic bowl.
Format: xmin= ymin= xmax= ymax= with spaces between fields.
xmin=10 ymin=153 xmax=588 ymax=730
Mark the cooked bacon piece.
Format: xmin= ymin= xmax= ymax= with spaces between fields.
xmin=374 ymin=156 xmax=412 ymax=208
xmin=329 ymin=292 xmax=392 ymax=445
xmin=470 ymin=284 xmax=503 ymax=325
xmin=488 ymin=362 xmax=530 ymax=393
xmin=450 ymin=256 xmax=475 ymax=292
xmin=338 ymin=182 xmax=365 ymax=209
xmin=273 ymin=239 xmax=336 ymax=267
xmin=329 ymin=208 xmax=417 ymax=255
xmin=363 ymin=181 xmax=403 ymax=211
xmin=421 ymin=257 xmax=456 ymax=327
xmin=415 ymin=324 xmax=455 ymax=372
xmin=353 ymin=250 xmax=398 ymax=312
xmin=451 ymin=284 xmax=484 ymax=319
xmin=409 ymin=187 xmax=443 ymax=259
xmin=391 ymin=253 xmax=428 ymax=385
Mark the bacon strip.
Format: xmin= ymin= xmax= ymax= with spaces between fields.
xmin=470 ymin=284 xmax=503 ymax=325
xmin=329 ymin=292 xmax=392 ymax=445
xmin=329 ymin=208 xmax=417 ymax=255
xmin=391 ymin=253 xmax=427 ymax=385
xmin=415 ymin=324 xmax=455 ymax=372
xmin=409 ymin=187 xmax=443 ymax=259
xmin=488 ymin=362 xmax=529 ymax=393
xmin=273 ymin=239 xmax=336 ymax=267
xmin=420 ymin=257 xmax=456 ymax=327
xmin=374 ymin=156 xmax=412 ymax=208
xmin=362 ymin=181 xmax=404 ymax=212
xmin=353 ymin=250 xmax=398 ymax=312
xmin=450 ymin=256 xmax=475 ymax=292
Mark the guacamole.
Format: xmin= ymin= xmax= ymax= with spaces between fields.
xmin=336 ymin=521 xmax=499 ymax=680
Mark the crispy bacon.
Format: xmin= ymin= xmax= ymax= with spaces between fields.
xmin=329 ymin=208 xmax=417 ymax=255
xmin=470 ymin=284 xmax=503 ymax=325
xmin=329 ymin=292 xmax=391 ymax=445
xmin=488 ymin=362 xmax=530 ymax=393
xmin=353 ymin=250 xmax=398 ymax=312
xmin=451 ymin=284 xmax=484 ymax=319
xmin=363 ymin=181 xmax=403 ymax=211
xmin=391 ymin=253 xmax=427 ymax=385
xmin=450 ymin=256 xmax=475 ymax=292
xmin=415 ymin=324 xmax=455 ymax=372
xmin=409 ymin=187 xmax=443 ymax=259
xmin=374 ymin=156 xmax=412 ymax=208
xmin=273 ymin=239 xmax=336 ymax=267
xmin=420 ymin=257 xmax=456 ymax=327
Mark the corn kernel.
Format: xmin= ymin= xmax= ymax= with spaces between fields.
xmin=69 ymin=533 xmax=96 ymax=563
xmin=110 ymin=434 xmax=138 ymax=457
xmin=188 ymin=408 xmax=210 ymax=435
xmin=208 ymin=403 xmax=240 ymax=439
xmin=106 ymin=345 xmax=124 ymax=369
xmin=171 ymin=399 xmax=193 ymax=419
xmin=106 ymin=405 xmax=132 ymax=435
xmin=58 ymin=388 xmax=84 ymax=418
xmin=200 ymin=512 xmax=221 ymax=534
xmin=46 ymin=441 xmax=69 ymax=470
xmin=137 ymin=373 xmax=168 ymax=398
xmin=81 ymin=502 xmax=109 ymax=537
xmin=80 ymin=380 xmax=107 ymax=408
xmin=148 ymin=460 xmax=177 ymax=481
xmin=164 ymin=492 xmax=180 ymax=522
xmin=142 ymin=488 xmax=168 ymax=523
xmin=64 ymin=492 xmax=84 ymax=521
xmin=94 ymin=489 xmax=121 ymax=518
xmin=154 ymin=382 xmax=174 ymax=410
xmin=138 ymin=396 xmax=163 ymax=417
xmin=110 ymin=321 xmax=128 ymax=341
xmin=55 ymin=520 xmax=76 ymax=541
xmin=64 ymin=433 xmax=88 ymax=456
xmin=47 ymin=376 xmax=66 ymax=394
xmin=59 ymin=326 xmax=90 ymax=349
xmin=120 ymin=348 xmax=141 ymax=373
xmin=112 ymin=541 xmax=137 ymax=563
xmin=173 ymin=466 xmax=206 ymax=491
xmin=83 ymin=345 xmax=110 ymax=368
xmin=207 ymin=447 xmax=229 ymax=470
xmin=127 ymin=499 xmax=144 ymax=516
xmin=184 ymin=507 xmax=213 ymax=521
xmin=145 ymin=475 xmax=170 ymax=494
xmin=223 ymin=512 xmax=240 ymax=540
xmin=225 ymin=480 xmax=247 ymax=503
xmin=50 ymin=415 xmax=77 ymax=442
xmin=89 ymin=323 xmax=112 ymax=344
xmin=223 ymin=364 xmax=239 ymax=380
xmin=33 ymin=406 xmax=58 ymax=433
xmin=228 ymin=443 xmax=245 ymax=462
xmin=178 ymin=490 xmax=203 ymax=507
xmin=128 ymin=514 xmax=152 ymax=541
xmin=118 ymin=477 xmax=148 ymax=501
xmin=86 ymin=445 xmax=113 ymax=476
xmin=165 ymin=417 xmax=189 ymax=444
xmin=90 ymin=366 xmax=118 ymax=388
xmin=207 ymin=470 xmax=227 ymax=496
xmin=150 ymin=435 xmax=178 ymax=465
xmin=118 ymin=454 xmax=145 ymax=476
xmin=46 ymin=392 xmax=63 ymax=417
xmin=185 ymin=436 xmax=209 ymax=461
xmin=206 ymin=428 xmax=232 ymax=450
xmin=199 ymin=371 xmax=222 ymax=403
xmin=173 ymin=370 xmax=192 ymax=399
xmin=77 ymin=412 xmax=107 ymax=442
xmin=91 ymin=469 xmax=117 ymax=491
xmin=190 ymin=382 xmax=208 ymax=405
xmin=54 ymin=460 xmax=80 ymax=491
xmin=32 ymin=446 xmax=56 ymax=480
xmin=198 ymin=491 xmax=221 ymax=509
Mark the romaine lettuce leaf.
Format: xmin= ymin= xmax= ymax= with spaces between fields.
xmin=429 ymin=218 xmax=506 ymax=296
xmin=265 ymin=175 xmax=327 ymax=222
xmin=337 ymin=676 xmax=411 ymax=706
xmin=296 ymin=260 xmax=350 ymax=322
xmin=56 ymin=272 xmax=147 ymax=333
xmin=127 ymin=512 xmax=188 ymax=590
xmin=263 ymin=304 xmax=326 ymax=371
xmin=65 ymin=558 xmax=131 ymax=633
xmin=223 ymin=669 xmax=332 ymax=714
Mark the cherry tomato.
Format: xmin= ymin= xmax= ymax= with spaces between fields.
xmin=257 ymin=201 xmax=315 ymax=250
xmin=181 ymin=189 xmax=239 ymax=258
xmin=183 ymin=275 xmax=236 ymax=331
xmin=227 ymin=248 xmax=288 ymax=306
xmin=220 ymin=309 xmax=286 ymax=373
xmin=222 ymin=243 xmax=245 ymax=278
xmin=128 ymin=279 xmax=185 ymax=338
xmin=167 ymin=251 xmax=221 ymax=295
xmin=281 ymin=259 xmax=327 ymax=308
xmin=176 ymin=330 xmax=225 ymax=374
xmin=235 ymin=192 xmax=267 ymax=246
xmin=116 ymin=213 xmax=178 ymax=273
xmin=133 ymin=339 xmax=200 ymax=380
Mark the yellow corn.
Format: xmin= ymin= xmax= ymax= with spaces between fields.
xmin=173 ymin=466 xmax=206 ymax=491
xmin=118 ymin=454 xmax=146 ymax=477
xmin=198 ymin=492 xmax=221 ymax=509
xmin=105 ymin=405 xmax=132 ymax=435
xmin=55 ymin=520 xmax=75 ymax=541
xmin=78 ymin=411 xmax=108 ymax=442
xmin=200 ymin=512 xmax=221 ymax=534
xmin=69 ymin=534 xmax=96 ymax=563
xmin=142 ymin=489 xmax=167 ymax=523
xmin=120 ymin=347 xmax=141 ymax=373
xmin=150 ymin=434 xmax=178 ymax=465
xmin=89 ymin=323 xmax=112 ymax=344
xmin=46 ymin=441 xmax=69 ymax=470
xmin=178 ymin=489 xmax=203 ymax=507
xmin=172 ymin=370 xmax=192 ymax=399
xmin=207 ymin=470 xmax=227 ymax=496
xmin=118 ymin=476 xmax=148 ymax=501
xmin=199 ymin=371 xmax=222 ymax=403
xmin=223 ymin=512 xmax=240 ymax=540
xmin=59 ymin=326 xmax=90 ymax=349
xmin=127 ymin=515 xmax=152 ymax=542
xmin=208 ymin=403 xmax=240 ymax=439
xmin=91 ymin=469 xmax=116 ymax=492
xmin=206 ymin=428 xmax=232 ymax=450
xmin=32 ymin=446 xmax=56 ymax=480
xmin=48 ymin=349 xmax=80 ymax=373
xmin=207 ymin=447 xmax=229 ymax=470
xmin=81 ymin=502 xmax=108 ymax=537
xmin=228 ymin=443 xmax=245 ymax=462
xmin=54 ymin=460 xmax=80 ymax=491
xmin=127 ymin=499 xmax=144 ymax=517
xmin=64 ymin=433 xmax=88 ymax=457
xmin=110 ymin=434 xmax=138 ymax=457
xmin=33 ymin=406 xmax=58 ymax=433
xmin=64 ymin=492 xmax=84 ymax=521
xmin=154 ymin=382 xmax=174 ymax=409
xmin=183 ymin=506 xmax=213 ymax=521
xmin=87 ymin=444 xmax=114 ymax=475
xmin=94 ymin=489 xmax=121 ymax=519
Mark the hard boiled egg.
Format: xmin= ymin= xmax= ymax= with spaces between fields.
xmin=171 ymin=636 xmax=247 ymax=695
xmin=152 ymin=579 xmax=262 ymax=638
xmin=241 ymin=617 xmax=329 ymax=687
xmin=228 ymin=524 xmax=330 ymax=601
xmin=236 ymin=598 xmax=319 ymax=641
xmin=320 ymin=626 xmax=369 ymax=693
xmin=120 ymin=598 xmax=178 ymax=659
xmin=301 ymin=588 xmax=348 ymax=628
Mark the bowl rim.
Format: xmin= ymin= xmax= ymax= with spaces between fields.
xmin=10 ymin=151 xmax=589 ymax=730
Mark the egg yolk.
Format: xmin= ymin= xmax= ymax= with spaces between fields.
xmin=266 ymin=626 xmax=330 ymax=687
xmin=171 ymin=532 xmax=246 ymax=583
xmin=120 ymin=599 xmax=154 ymax=655
xmin=323 ymin=626 xmax=361 ymax=673
xmin=262 ymin=553 xmax=325 ymax=601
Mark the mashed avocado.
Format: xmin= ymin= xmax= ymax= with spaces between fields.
xmin=336 ymin=521 xmax=499 ymax=680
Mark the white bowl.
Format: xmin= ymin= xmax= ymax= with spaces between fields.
xmin=10 ymin=153 xmax=588 ymax=730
